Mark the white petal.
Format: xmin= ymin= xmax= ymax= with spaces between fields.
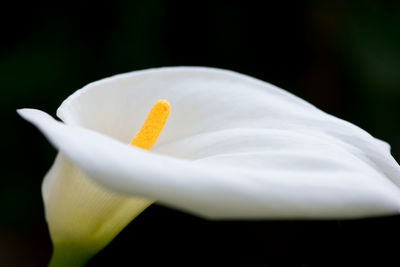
xmin=18 ymin=108 xmax=400 ymax=219
xmin=56 ymin=67 xmax=400 ymax=189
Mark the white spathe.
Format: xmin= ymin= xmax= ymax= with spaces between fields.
xmin=19 ymin=67 xmax=400 ymax=222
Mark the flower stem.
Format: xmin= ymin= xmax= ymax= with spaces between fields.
xmin=48 ymin=243 xmax=93 ymax=267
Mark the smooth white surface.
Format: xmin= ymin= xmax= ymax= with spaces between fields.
xmin=19 ymin=67 xmax=400 ymax=219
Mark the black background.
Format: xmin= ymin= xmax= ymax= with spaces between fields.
xmin=1 ymin=1 xmax=400 ymax=266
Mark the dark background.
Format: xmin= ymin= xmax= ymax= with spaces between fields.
xmin=2 ymin=0 xmax=400 ymax=266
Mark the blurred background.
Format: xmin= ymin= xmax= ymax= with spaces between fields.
xmin=2 ymin=0 xmax=400 ymax=266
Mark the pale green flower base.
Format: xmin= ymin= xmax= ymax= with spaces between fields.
xmin=49 ymin=243 xmax=96 ymax=267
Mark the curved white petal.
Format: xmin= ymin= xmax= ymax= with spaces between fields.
xmin=18 ymin=108 xmax=400 ymax=219
xmin=56 ymin=67 xmax=400 ymax=190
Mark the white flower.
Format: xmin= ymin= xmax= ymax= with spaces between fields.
xmin=18 ymin=67 xmax=400 ymax=265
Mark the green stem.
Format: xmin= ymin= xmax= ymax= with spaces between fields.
xmin=48 ymin=243 xmax=93 ymax=267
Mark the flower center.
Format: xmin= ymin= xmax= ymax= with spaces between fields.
xmin=130 ymin=99 xmax=170 ymax=150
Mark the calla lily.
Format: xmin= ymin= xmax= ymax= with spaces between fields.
xmin=19 ymin=67 xmax=400 ymax=266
